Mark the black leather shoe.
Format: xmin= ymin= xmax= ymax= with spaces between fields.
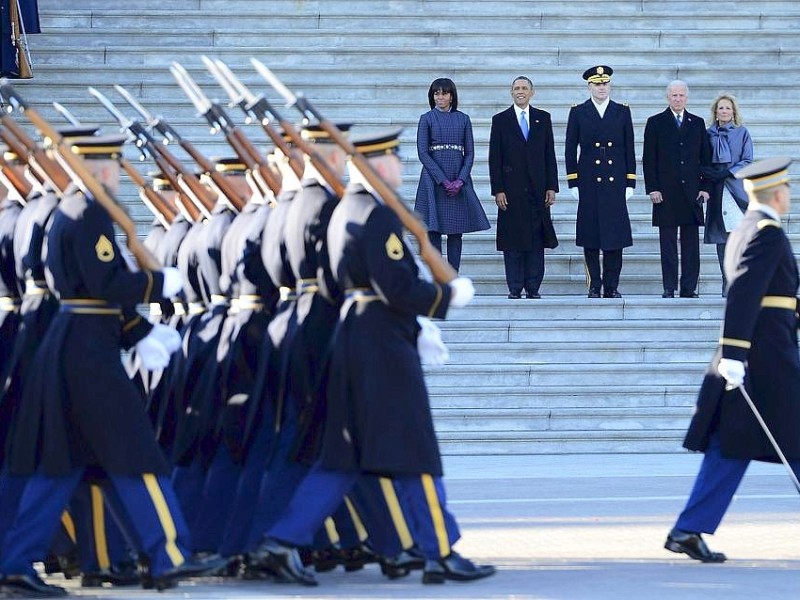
xmin=81 ymin=562 xmax=141 ymax=587
xmin=525 ymin=292 xmax=541 ymax=299
xmin=588 ymin=289 xmax=601 ymax=298
xmin=679 ymin=291 xmax=699 ymax=298
xmin=603 ymin=289 xmax=622 ymax=298
xmin=252 ymin=538 xmax=318 ymax=586
xmin=0 ymin=573 xmax=68 ymax=597
xmin=662 ymin=290 xmax=675 ymax=298
xmin=421 ymin=552 xmax=496 ymax=584
xmin=664 ymin=528 xmax=726 ymax=563
xmin=507 ymin=292 xmax=521 ymax=299
xmin=341 ymin=544 xmax=378 ymax=572
xmin=152 ymin=553 xmax=229 ymax=591
xmin=380 ymin=548 xmax=426 ymax=579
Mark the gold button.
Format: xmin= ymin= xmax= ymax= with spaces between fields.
xmin=609 ymin=177 xmax=615 ymax=182
xmin=595 ymin=142 xmax=600 ymax=147
xmin=595 ymin=159 xmax=601 ymax=165
xmin=608 ymin=142 xmax=613 ymax=146
xmin=596 ymin=177 xmax=602 ymax=182
xmin=608 ymin=160 xmax=613 ymax=164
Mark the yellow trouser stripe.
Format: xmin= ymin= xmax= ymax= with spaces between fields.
xmin=142 ymin=474 xmax=185 ymax=567
xmin=90 ymin=485 xmax=111 ymax=570
xmin=379 ymin=477 xmax=414 ymax=550
xmin=61 ymin=511 xmax=76 ymax=543
xmin=761 ymin=296 xmax=797 ymax=310
xmin=719 ymin=337 xmax=752 ymax=349
xmin=421 ymin=474 xmax=450 ymax=557
xmin=323 ymin=517 xmax=340 ymax=545
xmin=344 ymin=496 xmax=368 ymax=542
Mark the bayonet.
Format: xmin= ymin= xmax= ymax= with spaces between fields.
xmin=52 ymin=102 xmax=81 ymax=126
xmin=114 ymin=84 xmax=181 ymax=145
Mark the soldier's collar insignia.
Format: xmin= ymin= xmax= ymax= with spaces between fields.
xmin=95 ymin=234 xmax=114 ymax=263
xmin=385 ymin=232 xmax=404 ymax=260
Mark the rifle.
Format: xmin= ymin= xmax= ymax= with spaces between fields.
xmin=0 ymin=113 xmax=72 ymax=193
xmin=114 ymin=82 xmax=249 ymax=212
xmin=205 ymin=57 xmax=345 ymax=198
xmin=53 ymin=101 xmax=178 ymax=228
xmin=8 ymin=0 xmax=32 ymax=79
xmin=0 ymin=126 xmax=33 ymax=198
xmin=0 ymin=80 xmax=161 ymax=271
xmin=170 ymin=62 xmax=280 ymax=201
xmin=252 ymin=62 xmax=457 ymax=285
xmin=89 ymin=87 xmax=214 ymax=220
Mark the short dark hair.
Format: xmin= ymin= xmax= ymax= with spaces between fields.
xmin=512 ymin=76 xmax=533 ymax=89
xmin=427 ymin=78 xmax=458 ymax=111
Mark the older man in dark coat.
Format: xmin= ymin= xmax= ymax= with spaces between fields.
xmin=643 ymin=80 xmax=712 ymax=298
xmin=665 ymin=157 xmax=800 ymax=563
xmin=489 ymin=75 xmax=558 ymax=299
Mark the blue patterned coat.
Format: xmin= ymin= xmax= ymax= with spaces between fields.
xmin=413 ymin=109 xmax=490 ymax=235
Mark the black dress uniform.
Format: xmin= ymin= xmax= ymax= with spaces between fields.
xmin=260 ymin=130 xmax=494 ymax=586
xmin=565 ymin=66 xmax=635 ymax=297
xmin=667 ymin=157 xmax=800 ymax=563
xmin=0 ymin=137 xmax=223 ymax=597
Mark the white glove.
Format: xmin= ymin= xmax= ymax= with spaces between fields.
xmin=625 ymin=188 xmax=634 ymax=200
xmin=148 ymin=323 xmax=182 ymax=354
xmin=134 ymin=334 xmax=171 ymax=371
xmin=718 ymin=358 xmax=745 ymax=389
xmin=416 ymin=316 xmax=449 ymax=366
xmin=570 ymin=187 xmax=580 ymax=201
xmin=161 ymin=267 xmax=183 ymax=298
xmin=449 ymin=277 xmax=475 ymax=308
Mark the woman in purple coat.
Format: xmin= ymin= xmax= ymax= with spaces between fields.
xmin=414 ymin=78 xmax=490 ymax=272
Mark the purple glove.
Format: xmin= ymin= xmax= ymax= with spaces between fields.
xmin=450 ymin=179 xmax=464 ymax=195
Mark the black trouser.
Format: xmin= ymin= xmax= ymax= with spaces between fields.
xmin=583 ymin=248 xmax=623 ymax=294
xmin=503 ymin=241 xmax=544 ymax=297
xmin=428 ymin=232 xmax=463 ymax=272
xmin=658 ymin=225 xmax=700 ymax=294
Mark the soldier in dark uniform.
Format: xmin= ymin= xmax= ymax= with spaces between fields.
xmin=565 ymin=66 xmax=635 ymax=298
xmin=254 ymin=129 xmax=494 ymax=586
xmin=0 ymin=135 xmax=224 ymax=598
xmin=665 ymin=157 xmax=800 ymax=562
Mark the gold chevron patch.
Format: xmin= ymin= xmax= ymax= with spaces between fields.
xmin=385 ymin=232 xmax=404 ymax=261
xmin=95 ymin=235 xmax=114 ymax=263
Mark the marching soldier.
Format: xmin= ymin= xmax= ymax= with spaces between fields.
xmin=666 ymin=157 xmax=800 ymax=562
xmin=565 ymin=65 xmax=635 ymax=298
xmin=253 ymin=129 xmax=494 ymax=586
xmin=0 ymin=135 xmax=225 ymax=598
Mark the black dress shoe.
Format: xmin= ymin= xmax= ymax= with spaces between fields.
xmin=587 ymin=289 xmax=601 ymax=298
xmin=341 ymin=544 xmax=378 ymax=572
xmin=507 ymin=292 xmax=521 ymax=299
xmin=679 ymin=291 xmax=699 ymax=298
xmin=603 ymin=289 xmax=622 ymax=298
xmin=252 ymin=538 xmax=318 ymax=586
xmin=662 ymin=290 xmax=675 ymax=298
xmin=664 ymin=528 xmax=726 ymax=563
xmin=421 ymin=552 xmax=496 ymax=584
xmin=525 ymin=292 xmax=541 ymax=299
xmin=380 ymin=548 xmax=426 ymax=579
xmin=81 ymin=562 xmax=141 ymax=587
xmin=152 ymin=553 xmax=229 ymax=591
xmin=0 ymin=573 xmax=68 ymax=597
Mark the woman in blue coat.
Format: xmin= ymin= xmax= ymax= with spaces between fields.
xmin=414 ymin=78 xmax=489 ymax=272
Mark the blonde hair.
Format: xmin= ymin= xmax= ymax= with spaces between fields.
xmin=710 ymin=93 xmax=743 ymax=127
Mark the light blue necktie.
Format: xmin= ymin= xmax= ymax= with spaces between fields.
xmin=519 ymin=110 xmax=529 ymax=140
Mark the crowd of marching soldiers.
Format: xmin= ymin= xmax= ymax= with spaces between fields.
xmin=0 ymin=61 xmax=493 ymax=598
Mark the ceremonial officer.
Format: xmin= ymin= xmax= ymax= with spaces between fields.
xmin=665 ymin=157 xmax=800 ymax=562
xmin=0 ymin=135 xmax=224 ymax=598
xmin=565 ymin=66 xmax=635 ymax=298
xmin=254 ymin=129 xmax=494 ymax=586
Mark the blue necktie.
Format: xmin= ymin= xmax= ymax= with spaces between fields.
xmin=519 ymin=111 xmax=529 ymax=140
xmin=675 ymin=113 xmax=682 ymax=128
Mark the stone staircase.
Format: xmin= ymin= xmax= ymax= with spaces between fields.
xmin=27 ymin=0 xmax=800 ymax=453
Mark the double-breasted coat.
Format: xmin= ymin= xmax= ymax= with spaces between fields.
xmin=643 ymin=108 xmax=712 ymax=227
xmin=684 ymin=208 xmax=800 ymax=461
xmin=489 ymin=105 xmax=559 ymax=251
xmin=565 ymin=99 xmax=635 ymax=250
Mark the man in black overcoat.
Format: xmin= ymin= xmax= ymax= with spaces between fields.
xmin=643 ymin=80 xmax=711 ymax=298
xmin=665 ymin=157 xmax=800 ymax=563
xmin=565 ymin=66 xmax=635 ymax=298
xmin=489 ymin=75 xmax=558 ymax=299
